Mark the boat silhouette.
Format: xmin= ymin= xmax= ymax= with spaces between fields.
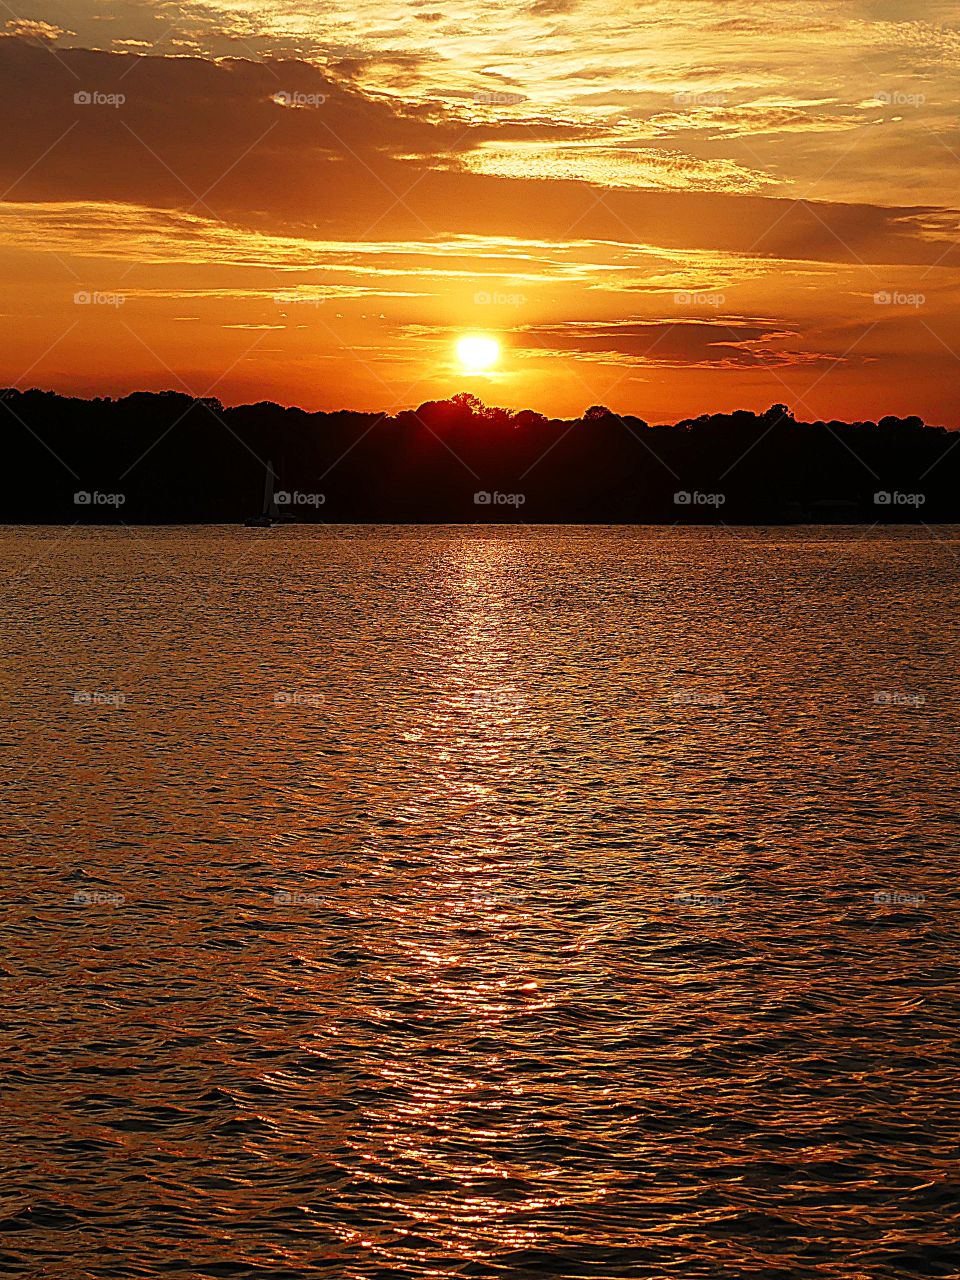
xmin=245 ymin=459 xmax=279 ymax=527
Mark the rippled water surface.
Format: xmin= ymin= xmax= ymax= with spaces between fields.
xmin=2 ymin=525 xmax=959 ymax=1280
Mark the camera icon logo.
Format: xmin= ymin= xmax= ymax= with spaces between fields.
xmin=73 ymin=490 xmax=92 ymax=504
xmin=473 ymin=490 xmax=492 ymax=504
xmin=673 ymin=490 xmax=692 ymax=504
xmin=73 ymin=90 xmax=92 ymax=105
xmin=873 ymin=491 xmax=892 ymax=505
xmin=274 ymin=490 xmax=291 ymax=505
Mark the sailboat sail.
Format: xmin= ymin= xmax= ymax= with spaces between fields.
xmin=265 ymin=460 xmax=278 ymax=519
xmin=245 ymin=458 xmax=278 ymax=526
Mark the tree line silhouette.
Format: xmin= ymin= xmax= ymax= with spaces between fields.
xmin=2 ymin=388 xmax=955 ymax=523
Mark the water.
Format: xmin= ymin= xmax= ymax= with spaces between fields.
xmin=1 ymin=525 xmax=958 ymax=1280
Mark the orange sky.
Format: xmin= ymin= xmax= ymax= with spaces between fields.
xmin=0 ymin=2 xmax=958 ymax=422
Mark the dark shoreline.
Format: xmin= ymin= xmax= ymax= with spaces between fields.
xmin=4 ymin=389 xmax=958 ymax=524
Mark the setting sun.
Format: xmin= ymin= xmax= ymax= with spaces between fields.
xmin=456 ymin=334 xmax=500 ymax=373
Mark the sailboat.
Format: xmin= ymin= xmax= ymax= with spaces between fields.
xmin=244 ymin=459 xmax=279 ymax=527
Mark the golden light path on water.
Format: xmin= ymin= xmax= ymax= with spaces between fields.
xmin=0 ymin=526 xmax=958 ymax=1277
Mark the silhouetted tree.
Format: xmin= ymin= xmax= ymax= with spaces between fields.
xmin=513 ymin=409 xmax=548 ymax=429
xmin=450 ymin=391 xmax=484 ymax=415
xmin=0 ymin=389 xmax=953 ymax=524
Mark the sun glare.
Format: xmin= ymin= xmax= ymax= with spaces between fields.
xmin=456 ymin=334 xmax=500 ymax=372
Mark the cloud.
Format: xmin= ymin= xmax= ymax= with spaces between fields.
xmin=0 ymin=6 xmax=957 ymax=424
xmin=462 ymin=141 xmax=777 ymax=192
xmin=642 ymin=99 xmax=868 ymax=140
xmin=2 ymin=18 xmax=69 ymax=42
xmin=519 ymin=317 xmax=825 ymax=367
xmin=1 ymin=36 xmax=957 ymax=273
xmin=527 ymin=0 xmax=580 ymax=13
xmin=868 ymin=19 xmax=960 ymax=65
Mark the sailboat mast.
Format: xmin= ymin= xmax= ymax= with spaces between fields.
xmin=263 ymin=459 xmax=276 ymax=517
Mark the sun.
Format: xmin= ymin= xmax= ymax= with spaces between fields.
xmin=456 ymin=334 xmax=500 ymax=372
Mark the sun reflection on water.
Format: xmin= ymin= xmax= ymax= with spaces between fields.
xmin=6 ymin=527 xmax=958 ymax=1277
